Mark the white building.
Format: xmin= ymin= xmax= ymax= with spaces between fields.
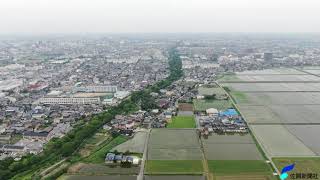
xmin=39 ymin=97 xmax=100 ymax=104
xmin=73 ymin=86 xmax=117 ymax=93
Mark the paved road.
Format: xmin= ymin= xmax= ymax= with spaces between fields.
xmin=137 ymin=129 xmax=151 ymax=180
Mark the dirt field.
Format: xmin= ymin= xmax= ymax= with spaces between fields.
xmin=112 ymin=131 xmax=147 ymax=153
xmin=178 ymin=103 xmax=194 ymax=111
xmin=69 ymin=163 xmax=139 ymax=175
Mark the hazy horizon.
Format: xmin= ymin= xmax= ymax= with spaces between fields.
xmin=1 ymin=0 xmax=320 ymax=34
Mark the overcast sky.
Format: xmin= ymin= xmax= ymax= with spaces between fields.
xmin=0 ymin=0 xmax=320 ymax=33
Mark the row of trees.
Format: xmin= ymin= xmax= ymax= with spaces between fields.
xmin=0 ymin=48 xmax=183 ymax=180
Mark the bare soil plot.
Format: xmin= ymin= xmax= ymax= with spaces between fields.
xmin=202 ymin=134 xmax=263 ymax=160
xmin=251 ymin=125 xmax=315 ymax=157
xmin=148 ymin=129 xmax=201 ymax=160
xmin=112 ymin=131 xmax=147 ymax=153
xmin=178 ymin=103 xmax=193 ymax=111
xmin=69 ymin=163 xmax=139 ymax=175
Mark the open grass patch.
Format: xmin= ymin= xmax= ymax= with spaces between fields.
xmin=167 ymin=116 xmax=196 ymax=128
xmin=193 ymin=99 xmax=232 ymax=111
xmin=145 ymin=160 xmax=203 ymax=174
xmin=208 ymin=160 xmax=272 ymax=175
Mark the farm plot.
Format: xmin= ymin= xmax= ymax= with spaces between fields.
xmin=148 ymin=129 xmax=201 ymax=160
xmin=58 ymin=175 xmax=137 ymax=180
xmin=284 ymin=125 xmax=320 ymax=155
xmin=273 ymin=157 xmax=320 ymax=174
xmin=198 ymin=86 xmax=226 ymax=96
xmin=112 ymin=131 xmax=147 ymax=153
xmin=145 ymin=160 xmax=203 ymax=174
xmin=268 ymin=104 xmax=320 ymax=124
xmin=68 ymin=163 xmax=139 ymax=175
xmin=303 ymin=69 xmax=320 ymax=75
xmin=218 ymin=75 xmax=240 ymax=81
xmin=202 ymin=134 xmax=263 ymax=160
xmin=145 ymin=175 xmax=205 ymax=180
xmin=222 ymin=83 xmax=320 ymax=92
xmin=236 ymin=68 xmax=306 ymax=75
xmin=193 ymin=99 xmax=232 ymax=111
xmin=235 ymin=75 xmax=320 ymax=82
xmin=167 ymin=116 xmax=196 ymax=128
xmin=233 ymin=92 xmax=320 ymax=105
xmin=84 ymin=136 xmax=129 ymax=163
xmin=208 ymin=160 xmax=272 ymax=175
xmin=237 ymin=105 xmax=282 ymax=124
xmin=250 ymin=125 xmax=315 ymax=157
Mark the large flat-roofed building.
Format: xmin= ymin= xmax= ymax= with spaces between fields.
xmin=73 ymin=86 xmax=117 ymax=93
xmin=39 ymin=97 xmax=100 ymax=104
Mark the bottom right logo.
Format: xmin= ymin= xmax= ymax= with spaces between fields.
xmin=280 ymin=164 xmax=295 ymax=180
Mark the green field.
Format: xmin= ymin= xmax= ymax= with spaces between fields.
xmin=198 ymin=86 xmax=225 ymax=96
xmin=193 ymin=99 xmax=232 ymax=111
xmin=167 ymin=116 xmax=196 ymax=128
xmin=84 ymin=136 xmax=129 ymax=163
xmin=208 ymin=160 xmax=272 ymax=175
xmin=145 ymin=160 xmax=203 ymax=174
xmin=273 ymin=157 xmax=320 ymax=174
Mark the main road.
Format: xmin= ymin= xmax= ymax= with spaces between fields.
xmin=137 ymin=129 xmax=151 ymax=180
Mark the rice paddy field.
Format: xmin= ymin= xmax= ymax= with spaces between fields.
xmin=146 ymin=129 xmax=203 ymax=174
xmin=147 ymin=129 xmax=201 ymax=160
xmin=202 ymin=134 xmax=263 ymax=160
xmin=222 ymin=83 xmax=320 ymax=92
xmin=236 ymin=68 xmax=306 ymax=75
xmin=167 ymin=116 xmax=196 ymax=128
xmin=233 ymin=74 xmax=320 ymax=81
xmin=208 ymin=160 xmax=272 ymax=175
xmin=220 ymin=67 xmax=320 ymax=165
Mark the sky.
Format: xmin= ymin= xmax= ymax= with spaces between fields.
xmin=0 ymin=0 xmax=320 ymax=33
